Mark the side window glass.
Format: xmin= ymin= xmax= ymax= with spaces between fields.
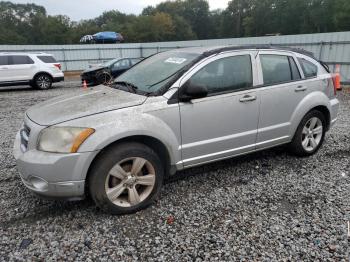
xmin=11 ymin=55 xmax=34 ymax=65
xmin=0 ymin=56 xmax=9 ymax=65
xmin=260 ymin=55 xmax=292 ymax=85
xmin=113 ymin=59 xmax=129 ymax=69
xmin=289 ymin=57 xmax=301 ymax=80
xmin=131 ymin=59 xmax=140 ymax=65
xmin=113 ymin=61 xmax=121 ymax=69
xmin=298 ymin=58 xmax=318 ymax=78
xmin=189 ymin=55 xmax=253 ymax=95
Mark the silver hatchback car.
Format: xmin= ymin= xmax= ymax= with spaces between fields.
xmin=14 ymin=46 xmax=339 ymax=214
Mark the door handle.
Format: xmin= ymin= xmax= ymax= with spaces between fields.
xmin=295 ymin=85 xmax=307 ymax=92
xmin=239 ymin=95 xmax=257 ymax=103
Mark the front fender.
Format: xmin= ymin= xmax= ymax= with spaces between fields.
xmin=60 ymin=109 xmax=181 ymax=166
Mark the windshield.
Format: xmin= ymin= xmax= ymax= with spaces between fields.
xmin=103 ymin=59 xmax=119 ymax=67
xmin=115 ymin=51 xmax=200 ymax=94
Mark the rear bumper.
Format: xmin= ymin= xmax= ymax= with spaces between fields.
xmin=329 ymin=98 xmax=340 ymax=128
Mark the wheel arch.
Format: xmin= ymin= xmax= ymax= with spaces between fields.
xmin=86 ymin=135 xmax=173 ymax=187
xmin=290 ymin=92 xmax=332 ymax=136
xmin=311 ymin=105 xmax=331 ymax=130
xmin=32 ymin=71 xmax=53 ymax=82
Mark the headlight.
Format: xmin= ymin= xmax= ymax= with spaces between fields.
xmin=38 ymin=127 xmax=95 ymax=153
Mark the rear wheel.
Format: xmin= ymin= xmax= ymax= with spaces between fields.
xmin=89 ymin=142 xmax=164 ymax=215
xmin=34 ymin=74 xmax=52 ymax=90
xmin=288 ymin=110 xmax=326 ymax=156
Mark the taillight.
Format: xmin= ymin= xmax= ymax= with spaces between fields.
xmin=332 ymin=73 xmax=341 ymax=95
xmin=54 ymin=63 xmax=61 ymax=70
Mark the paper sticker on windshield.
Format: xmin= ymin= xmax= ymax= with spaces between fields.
xmin=165 ymin=57 xmax=187 ymax=64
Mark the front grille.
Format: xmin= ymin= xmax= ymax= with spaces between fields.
xmin=20 ymin=124 xmax=31 ymax=152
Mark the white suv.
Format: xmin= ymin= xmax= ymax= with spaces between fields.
xmin=0 ymin=52 xmax=64 ymax=89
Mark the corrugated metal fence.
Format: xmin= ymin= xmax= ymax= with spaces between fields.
xmin=1 ymin=31 xmax=350 ymax=83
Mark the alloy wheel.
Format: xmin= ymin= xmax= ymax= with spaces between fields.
xmin=36 ymin=75 xmax=51 ymax=89
xmin=104 ymin=157 xmax=156 ymax=207
xmin=301 ymin=117 xmax=323 ymax=152
xmin=98 ymin=73 xmax=112 ymax=85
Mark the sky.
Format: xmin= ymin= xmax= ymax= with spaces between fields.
xmin=8 ymin=0 xmax=231 ymax=21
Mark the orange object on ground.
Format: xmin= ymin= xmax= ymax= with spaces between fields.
xmin=334 ymin=64 xmax=342 ymax=91
xmin=83 ymin=80 xmax=88 ymax=89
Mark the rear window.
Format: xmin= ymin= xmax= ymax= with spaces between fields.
xmin=298 ymin=58 xmax=318 ymax=78
xmin=0 ymin=56 xmax=10 ymax=65
xmin=37 ymin=56 xmax=57 ymax=63
xmin=10 ymin=55 xmax=34 ymax=65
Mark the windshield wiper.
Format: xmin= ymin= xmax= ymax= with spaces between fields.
xmin=146 ymin=69 xmax=183 ymax=89
xmin=114 ymin=81 xmax=138 ymax=93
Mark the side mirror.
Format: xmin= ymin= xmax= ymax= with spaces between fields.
xmin=179 ymin=81 xmax=208 ymax=102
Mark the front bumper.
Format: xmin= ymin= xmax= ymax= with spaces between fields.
xmin=81 ymin=75 xmax=96 ymax=87
xmin=13 ymin=131 xmax=98 ymax=200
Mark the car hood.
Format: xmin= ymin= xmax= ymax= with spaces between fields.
xmin=26 ymin=85 xmax=147 ymax=126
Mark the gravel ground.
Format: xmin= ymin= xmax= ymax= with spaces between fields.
xmin=0 ymin=82 xmax=349 ymax=261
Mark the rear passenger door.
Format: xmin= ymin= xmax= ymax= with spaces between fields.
xmin=256 ymin=51 xmax=307 ymax=149
xmin=7 ymin=55 xmax=36 ymax=81
xmin=0 ymin=55 xmax=11 ymax=82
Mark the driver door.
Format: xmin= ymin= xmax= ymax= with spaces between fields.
xmin=179 ymin=52 xmax=260 ymax=167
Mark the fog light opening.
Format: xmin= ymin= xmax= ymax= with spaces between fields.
xmin=29 ymin=176 xmax=49 ymax=191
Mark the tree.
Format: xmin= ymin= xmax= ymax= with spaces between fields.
xmin=1 ymin=0 xmax=350 ymax=44
xmin=127 ymin=12 xmax=175 ymax=42
xmin=334 ymin=0 xmax=350 ymax=31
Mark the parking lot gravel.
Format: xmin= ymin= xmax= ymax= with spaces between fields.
xmin=0 ymin=82 xmax=349 ymax=261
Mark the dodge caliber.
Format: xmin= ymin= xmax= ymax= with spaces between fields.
xmin=14 ymin=46 xmax=339 ymax=214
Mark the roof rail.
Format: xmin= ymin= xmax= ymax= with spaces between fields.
xmin=204 ymin=44 xmax=316 ymax=60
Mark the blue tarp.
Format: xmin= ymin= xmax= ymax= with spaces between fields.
xmin=93 ymin=32 xmax=124 ymax=43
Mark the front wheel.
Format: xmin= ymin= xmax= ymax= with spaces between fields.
xmin=96 ymin=71 xmax=112 ymax=86
xmin=89 ymin=142 xmax=164 ymax=215
xmin=288 ymin=110 xmax=326 ymax=156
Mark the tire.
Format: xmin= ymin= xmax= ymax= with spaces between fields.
xmin=288 ymin=110 xmax=326 ymax=157
xmin=89 ymin=142 xmax=164 ymax=215
xmin=96 ymin=71 xmax=112 ymax=86
xmin=34 ymin=74 xmax=52 ymax=90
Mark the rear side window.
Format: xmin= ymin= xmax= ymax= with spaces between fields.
xmin=298 ymin=58 xmax=318 ymax=78
xmin=190 ymin=55 xmax=253 ymax=95
xmin=10 ymin=55 xmax=34 ymax=65
xmin=0 ymin=56 xmax=10 ymax=65
xmin=130 ymin=58 xmax=141 ymax=65
xmin=37 ymin=56 xmax=57 ymax=63
xmin=260 ymin=55 xmax=301 ymax=85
